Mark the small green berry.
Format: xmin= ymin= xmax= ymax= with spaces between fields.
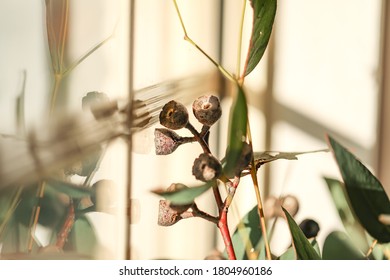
xmin=159 ymin=100 xmax=189 ymax=130
xmin=192 ymin=95 xmax=222 ymax=126
xmin=192 ymin=153 xmax=222 ymax=182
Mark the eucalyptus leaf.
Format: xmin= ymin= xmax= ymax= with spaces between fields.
xmin=327 ymin=135 xmax=390 ymax=243
xmin=152 ymin=183 xmax=212 ymax=205
xmin=224 ymin=84 xmax=248 ymax=176
xmin=324 ymin=177 xmax=369 ymax=252
xmin=254 ymin=149 xmax=328 ymax=168
xmin=68 ymin=216 xmax=97 ymax=256
xmin=322 ymin=231 xmax=365 ymax=260
xmin=230 ymin=205 xmax=263 ymax=260
xmin=244 ymin=0 xmax=277 ymax=76
xmin=47 ymin=179 xmax=93 ymax=199
xmin=282 ymin=207 xmax=321 ymax=260
xmin=278 ymin=246 xmax=295 ymax=260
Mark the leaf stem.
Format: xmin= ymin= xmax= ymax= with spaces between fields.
xmin=236 ymin=0 xmax=247 ymax=81
xmin=27 ymin=181 xmax=46 ymax=252
xmin=365 ymin=239 xmax=378 ymax=258
xmin=185 ymin=122 xmax=211 ymax=154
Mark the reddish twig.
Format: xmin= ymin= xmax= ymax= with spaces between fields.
xmin=56 ymin=201 xmax=75 ymax=249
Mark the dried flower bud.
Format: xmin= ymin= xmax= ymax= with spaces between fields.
xmin=154 ymin=128 xmax=182 ymax=155
xmin=158 ymin=200 xmax=182 ymax=226
xmin=192 ymin=153 xmax=222 ymax=182
xmin=159 ymin=100 xmax=189 ymax=130
xmin=299 ymin=219 xmax=320 ymax=239
xmin=192 ymin=95 xmax=222 ymax=126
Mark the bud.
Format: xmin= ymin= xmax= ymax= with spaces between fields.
xmin=264 ymin=195 xmax=299 ymax=219
xmin=159 ymin=100 xmax=189 ymax=130
xmin=299 ymin=219 xmax=320 ymax=239
xmin=154 ymin=128 xmax=182 ymax=155
xmin=158 ymin=200 xmax=182 ymax=226
xmin=192 ymin=95 xmax=222 ymax=126
xmin=192 ymin=153 xmax=222 ymax=182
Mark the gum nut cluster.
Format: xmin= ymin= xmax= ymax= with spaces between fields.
xmin=192 ymin=95 xmax=222 ymax=126
xmin=159 ymin=100 xmax=189 ymax=130
xmin=192 ymin=153 xmax=222 ymax=182
xmin=154 ymin=128 xmax=181 ymax=155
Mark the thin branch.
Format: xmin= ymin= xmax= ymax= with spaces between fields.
xmin=236 ymin=0 xmax=247 ymax=80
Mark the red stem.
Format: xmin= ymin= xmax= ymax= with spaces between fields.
xmin=218 ymin=209 xmax=236 ymax=260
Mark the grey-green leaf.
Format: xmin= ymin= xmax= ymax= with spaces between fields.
xmin=69 ymin=216 xmax=97 ymax=256
xmin=152 ymin=183 xmax=212 ymax=205
xmin=230 ymin=205 xmax=263 ymax=260
xmin=322 ymin=231 xmax=365 ymax=260
xmin=327 ymin=135 xmax=390 ymax=243
xmin=282 ymin=207 xmax=321 ymax=260
xmin=224 ymin=84 xmax=248 ymax=176
xmin=324 ymin=177 xmax=369 ymax=252
xmin=244 ymin=0 xmax=277 ymax=76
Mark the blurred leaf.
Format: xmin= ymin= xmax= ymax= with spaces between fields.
xmin=243 ymin=0 xmax=277 ymax=76
xmin=324 ymin=177 xmax=369 ymax=252
xmin=322 ymin=231 xmax=365 ymax=260
xmin=327 ymin=135 xmax=390 ymax=243
xmin=278 ymin=246 xmax=295 ymax=260
xmin=311 ymin=238 xmax=321 ymax=257
xmin=282 ymin=207 xmax=321 ymax=260
xmin=254 ymin=149 xmax=328 ymax=168
xmin=224 ymin=84 xmax=248 ymax=176
xmin=152 ymin=183 xmax=212 ymax=205
xmin=47 ymin=179 xmax=93 ymax=199
xmin=0 ymin=188 xmax=23 ymax=238
xmin=68 ymin=216 xmax=97 ymax=256
xmin=230 ymin=205 xmax=263 ymax=260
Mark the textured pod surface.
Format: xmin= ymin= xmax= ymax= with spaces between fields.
xmin=154 ymin=128 xmax=181 ymax=155
xmin=192 ymin=153 xmax=222 ymax=182
xmin=192 ymin=95 xmax=222 ymax=126
xmin=158 ymin=200 xmax=182 ymax=226
xmin=159 ymin=100 xmax=189 ymax=130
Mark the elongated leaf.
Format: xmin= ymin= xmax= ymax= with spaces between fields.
xmin=254 ymin=149 xmax=328 ymax=168
xmin=324 ymin=177 xmax=369 ymax=252
xmin=322 ymin=231 xmax=365 ymax=260
xmin=327 ymin=135 xmax=390 ymax=243
xmin=279 ymin=246 xmax=295 ymax=260
xmin=230 ymin=205 xmax=263 ymax=260
xmin=224 ymin=84 xmax=248 ymax=176
xmin=47 ymin=179 xmax=93 ymax=199
xmin=244 ymin=0 xmax=277 ymax=76
xmin=152 ymin=183 xmax=212 ymax=205
xmin=68 ymin=216 xmax=97 ymax=256
xmin=282 ymin=207 xmax=321 ymax=260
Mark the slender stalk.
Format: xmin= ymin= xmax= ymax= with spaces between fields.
xmin=218 ymin=209 xmax=236 ymax=260
xmin=172 ymin=0 xmax=235 ymax=83
xmin=365 ymin=239 xmax=378 ymax=258
xmin=236 ymin=0 xmax=247 ymax=80
xmin=27 ymin=181 xmax=46 ymax=252
xmin=185 ymin=122 xmax=211 ymax=154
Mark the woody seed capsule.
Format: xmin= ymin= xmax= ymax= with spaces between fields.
xmin=154 ymin=128 xmax=182 ymax=155
xmin=159 ymin=100 xmax=189 ymax=130
xmin=192 ymin=95 xmax=222 ymax=126
xmin=192 ymin=153 xmax=222 ymax=182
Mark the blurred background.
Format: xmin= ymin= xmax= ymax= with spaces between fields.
xmin=0 ymin=0 xmax=389 ymax=259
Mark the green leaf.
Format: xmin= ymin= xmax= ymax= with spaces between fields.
xmin=278 ymin=246 xmax=296 ymax=260
xmin=230 ymin=205 xmax=263 ymax=260
xmin=152 ymin=183 xmax=212 ymax=205
xmin=322 ymin=231 xmax=365 ymax=260
xmin=324 ymin=177 xmax=369 ymax=252
xmin=47 ymin=179 xmax=93 ymax=199
xmin=327 ymin=135 xmax=390 ymax=243
xmin=282 ymin=207 xmax=321 ymax=260
xmin=224 ymin=84 xmax=248 ymax=176
xmin=68 ymin=216 xmax=97 ymax=256
xmin=244 ymin=0 xmax=277 ymax=76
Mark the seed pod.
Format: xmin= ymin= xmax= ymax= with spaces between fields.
xmin=159 ymin=100 xmax=189 ymax=130
xmin=264 ymin=195 xmax=299 ymax=219
xmin=299 ymin=219 xmax=320 ymax=239
xmin=154 ymin=128 xmax=182 ymax=155
xmin=158 ymin=200 xmax=182 ymax=226
xmin=192 ymin=153 xmax=222 ymax=182
xmin=192 ymin=95 xmax=222 ymax=126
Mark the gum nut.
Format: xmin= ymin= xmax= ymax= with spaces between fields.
xmin=299 ymin=219 xmax=320 ymax=239
xmin=264 ymin=196 xmax=278 ymax=219
xmin=192 ymin=153 xmax=222 ymax=182
xmin=281 ymin=195 xmax=299 ymax=217
xmin=192 ymin=95 xmax=222 ymax=126
xmin=159 ymin=100 xmax=189 ymax=130
xmin=154 ymin=128 xmax=181 ymax=155
xmin=158 ymin=200 xmax=182 ymax=226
